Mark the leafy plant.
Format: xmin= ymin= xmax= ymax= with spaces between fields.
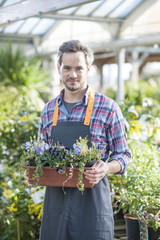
xmin=117 ymin=143 xmax=160 ymax=232
xmin=0 ymin=42 xmax=50 ymax=111
xmin=0 ymin=167 xmax=41 ymax=240
xmin=0 ymin=99 xmax=42 ymax=239
xmin=125 ymin=79 xmax=160 ymax=105
xmin=21 ymin=137 xmax=102 ymax=193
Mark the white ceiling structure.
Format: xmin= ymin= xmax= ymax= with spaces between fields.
xmin=0 ymin=0 xmax=160 ymax=101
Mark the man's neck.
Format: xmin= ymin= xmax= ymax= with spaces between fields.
xmin=63 ymin=86 xmax=87 ymax=103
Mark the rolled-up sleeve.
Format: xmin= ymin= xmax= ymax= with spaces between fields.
xmin=107 ymin=103 xmax=131 ymax=174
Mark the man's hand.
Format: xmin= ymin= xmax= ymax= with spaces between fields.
xmin=84 ymin=159 xmax=121 ymax=185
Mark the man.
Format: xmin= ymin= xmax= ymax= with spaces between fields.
xmin=38 ymin=40 xmax=131 ymax=240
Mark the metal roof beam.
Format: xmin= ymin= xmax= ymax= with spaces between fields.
xmin=0 ymin=33 xmax=33 ymax=43
xmin=0 ymin=0 xmax=99 ymax=26
xmin=90 ymin=34 xmax=160 ymax=52
xmin=126 ymin=46 xmax=160 ymax=54
xmin=38 ymin=13 xmax=124 ymax=23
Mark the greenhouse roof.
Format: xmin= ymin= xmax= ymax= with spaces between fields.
xmin=0 ymin=0 xmax=160 ymax=54
xmin=0 ymin=0 xmax=144 ymax=39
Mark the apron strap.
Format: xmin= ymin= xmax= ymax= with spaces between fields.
xmin=84 ymin=89 xmax=94 ymax=126
xmin=52 ymin=89 xmax=95 ymax=126
xmin=52 ymin=101 xmax=59 ymax=126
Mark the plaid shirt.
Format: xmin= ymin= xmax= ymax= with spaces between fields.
xmin=38 ymin=87 xmax=131 ymax=174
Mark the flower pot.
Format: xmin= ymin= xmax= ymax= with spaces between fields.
xmin=124 ymin=214 xmax=160 ymax=240
xmin=23 ymin=165 xmax=94 ymax=188
xmin=148 ymin=226 xmax=160 ymax=240
xmin=124 ymin=214 xmax=140 ymax=240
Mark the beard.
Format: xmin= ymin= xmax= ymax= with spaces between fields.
xmin=63 ymin=78 xmax=82 ymax=92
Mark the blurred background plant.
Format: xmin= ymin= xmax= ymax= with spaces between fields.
xmin=115 ymin=143 xmax=160 ymax=230
xmin=0 ymin=99 xmax=43 ymax=239
xmin=0 ymin=42 xmax=51 ymax=239
xmin=105 ymin=78 xmax=160 ymax=106
xmin=0 ymin=42 xmax=51 ymax=117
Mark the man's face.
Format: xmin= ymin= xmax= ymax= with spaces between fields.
xmin=57 ymin=51 xmax=90 ymax=92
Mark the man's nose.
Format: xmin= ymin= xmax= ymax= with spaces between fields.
xmin=70 ymin=70 xmax=77 ymax=78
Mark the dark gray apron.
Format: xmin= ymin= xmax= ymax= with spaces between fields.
xmin=40 ymin=108 xmax=114 ymax=240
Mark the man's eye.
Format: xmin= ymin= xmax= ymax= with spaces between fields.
xmin=64 ymin=66 xmax=70 ymax=70
xmin=77 ymin=67 xmax=82 ymax=71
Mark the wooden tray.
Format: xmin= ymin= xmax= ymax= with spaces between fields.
xmin=23 ymin=165 xmax=94 ymax=188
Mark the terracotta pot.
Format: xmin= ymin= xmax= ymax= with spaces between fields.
xmin=23 ymin=165 xmax=94 ymax=188
xmin=124 ymin=214 xmax=160 ymax=240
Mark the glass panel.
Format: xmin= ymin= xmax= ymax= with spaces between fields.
xmin=32 ymin=18 xmax=55 ymax=35
xmin=3 ymin=0 xmax=20 ymax=6
xmin=4 ymin=20 xmax=24 ymax=33
xmin=57 ymin=6 xmax=78 ymax=15
xmin=18 ymin=18 xmax=40 ymax=34
xmin=109 ymin=0 xmax=144 ymax=18
xmin=92 ymin=0 xmax=123 ymax=17
xmin=74 ymin=1 xmax=103 ymax=16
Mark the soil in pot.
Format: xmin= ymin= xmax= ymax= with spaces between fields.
xmin=85 ymin=159 xmax=96 ymax=167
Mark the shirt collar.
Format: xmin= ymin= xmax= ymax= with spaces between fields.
xmin=57 ymin=85 xmax=91 ymax=106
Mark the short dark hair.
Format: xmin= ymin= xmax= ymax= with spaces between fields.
xmin=57 ymin=40 xmax=94 ymax=66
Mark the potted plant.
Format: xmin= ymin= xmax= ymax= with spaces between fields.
xmin=21 ymin=136 xmax=101 ymax=193
xmin=116 ymin=142 xmax=160 ymax=240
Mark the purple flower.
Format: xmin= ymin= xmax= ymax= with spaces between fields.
xmin=74 ymin=146 xmax=81 ymax=156
xmin=69 ymin=151 xmax=72 ymax=156
xmin=155 ymin=214 xmax=159 ymax=221
xmin=56 ymin=168 xmax=62 ymax=173
xmin=44 ymin=143 xmax=49 ymax=150
xmin=25 ymin=142 xmax=30 ymax=150
xmin=33 ymin=141 xmax=38 ymax=147
xmin=49 ymin=147 xmax=57 ymax=154
xmin=36 ymin=148 xmax=44 ymax=155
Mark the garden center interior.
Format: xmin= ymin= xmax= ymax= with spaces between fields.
xmin=0 ymin=1 xmax=160 ymax=240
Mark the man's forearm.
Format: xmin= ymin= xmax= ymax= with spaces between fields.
xmin=105 ymin=160 xmax=122 ymax=175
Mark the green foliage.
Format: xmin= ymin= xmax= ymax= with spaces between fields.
xmin=109 ymin=142 xmax=160 ymax=231
xmin=105 ymin=87 xmax=116 ymax=100
xmin=0 ymin=169 xmax=41 ymax=240
xmin=0 ymin=42 xmax=51 ymax=110
xmin=125 ymin=79 xmax=160 ymax=105
xmin=0 ymin=99 xmax=42 ymax=239
xmin=108 ymin=98 xmax=160 ymax=231
xmin=105 ymin=78 xmax=160 ymax=106
xmin=0 ymin=98 xmax=40 ymax=167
